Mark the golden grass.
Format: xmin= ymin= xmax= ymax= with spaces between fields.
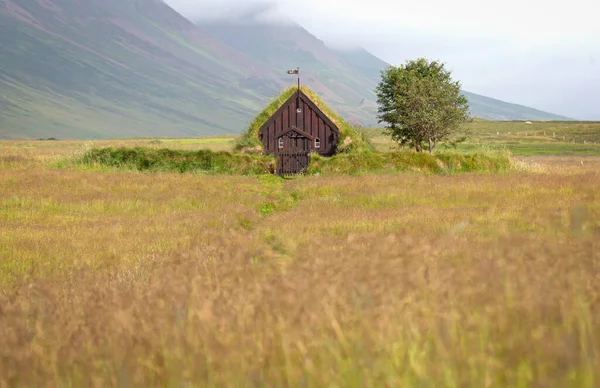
xmin=1 ymin=139 xmax=600 ymax=386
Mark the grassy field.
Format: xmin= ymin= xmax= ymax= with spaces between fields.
xmin=1 ymin=121 xmax=600 ymax=386
xmin=366 ymin=120 xmax=600 ymax=156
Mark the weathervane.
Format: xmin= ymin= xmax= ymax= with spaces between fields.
xmin=287 ymin=67 xmax=300 ymax=90
xmin=287 ymin=67 xmax=301 ymax=113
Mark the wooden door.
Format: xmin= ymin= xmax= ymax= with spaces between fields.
xmin=276 ymin=133 xmax=310 ymax=175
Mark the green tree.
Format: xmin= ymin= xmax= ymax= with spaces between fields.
xmin=375 ymin=58 xmax=470 ymax=153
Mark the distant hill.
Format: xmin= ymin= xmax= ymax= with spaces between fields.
xmin=462 ymin=91 xmax=572 ymax=120
xmin=331 ymin=48 xmax=571 ymax=121
xmin=201 ymin=21 xmax=571 ymax=123
xmin=199 ymin=21 xmax=380 ymax=125
xmin=0 ymin=0 xmax=570 ymax=139
xmin=333 ymin=47 xmax=390 ymax=83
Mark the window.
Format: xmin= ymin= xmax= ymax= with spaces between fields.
xmin=315 ymin=138 xmax=321 ymax=148
xmin=278 ymin=138 xmax=284 ymax=149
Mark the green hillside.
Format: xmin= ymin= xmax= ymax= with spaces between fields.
xmin=334 ymin=47 xmax=392 ymax=83
xmin=201 ymin=21 xmax=380 ymax=125
xmin=0 ymin=0 xmax=276 ymax=139
xmin=202 ymin=19 xmax=571 ymax=123
xmin=463 ymin=92 xmax=571 ymax=121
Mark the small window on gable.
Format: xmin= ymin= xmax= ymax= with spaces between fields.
xmin=278 ymin=138 xmax=284 ymax=149
xmin=315 ymin=138 xmax=321 ymax=148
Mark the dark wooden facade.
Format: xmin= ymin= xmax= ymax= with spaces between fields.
xmin=258 ymin=90 xmax=340 ymax=165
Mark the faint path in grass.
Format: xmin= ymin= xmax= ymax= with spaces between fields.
xmin=252 ymin=175 xmax=304 ymax=217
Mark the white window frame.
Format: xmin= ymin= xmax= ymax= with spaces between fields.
xmin=315 ymin=138 xmax=321 ymax=149
xmin=278 ymin=138 xmax=284 ymax=149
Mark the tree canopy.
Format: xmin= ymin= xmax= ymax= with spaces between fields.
xmin=375 ymin=58 xmax=470 ymax=153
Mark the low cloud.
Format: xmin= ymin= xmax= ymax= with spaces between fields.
xmin=167 ymin=0 xmax=293 ymax=24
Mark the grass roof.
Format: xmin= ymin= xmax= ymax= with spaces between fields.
xmin=234 ymin=85 xmax=372 ymax=154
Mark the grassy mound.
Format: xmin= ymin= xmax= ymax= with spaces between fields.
xmin=234 ymin=85 xmax=373 ymax=154
xmin=79 ymin=147 xmax=274 ymax=175
xmin=308 ymin=150 xmax=514 ymax=175
xmin=77 ymin=147 xmax=512 ymax=177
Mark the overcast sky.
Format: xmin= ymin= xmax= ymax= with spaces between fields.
xmin=165 ymin=0 xmax=599 ymax=119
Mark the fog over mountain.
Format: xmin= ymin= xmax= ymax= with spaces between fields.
xmin=167 ymin=0 xmax=600 ymax=120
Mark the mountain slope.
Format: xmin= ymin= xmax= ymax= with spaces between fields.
xmin=0 ymin=0 xmax=280 ymax=139
xmin=334 ymin=47 xmax=389 ymax=84
xmin=462 ymin=91 xmax=571 ymax=120
xmin=200 ymin=20 xmax=380 ymax=125
xmin=202 ymin=20 xmax=570 ymax=123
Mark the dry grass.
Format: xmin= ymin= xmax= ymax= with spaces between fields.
xmin=1 ymin=139 xmax=600 ymax=387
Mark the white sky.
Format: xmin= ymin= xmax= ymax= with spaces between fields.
xmin=166 ymin=0 xmax=600 ymax=119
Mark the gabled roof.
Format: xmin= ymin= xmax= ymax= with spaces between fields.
xmin=258 ymin=90 xmax=340 ymax=135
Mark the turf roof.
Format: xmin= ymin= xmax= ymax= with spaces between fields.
xmin=234 ymin=85 xmax=372 ymax=154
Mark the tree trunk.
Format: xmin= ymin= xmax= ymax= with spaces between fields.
xmin=430 ymin=138 xmax=437 ymax=153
